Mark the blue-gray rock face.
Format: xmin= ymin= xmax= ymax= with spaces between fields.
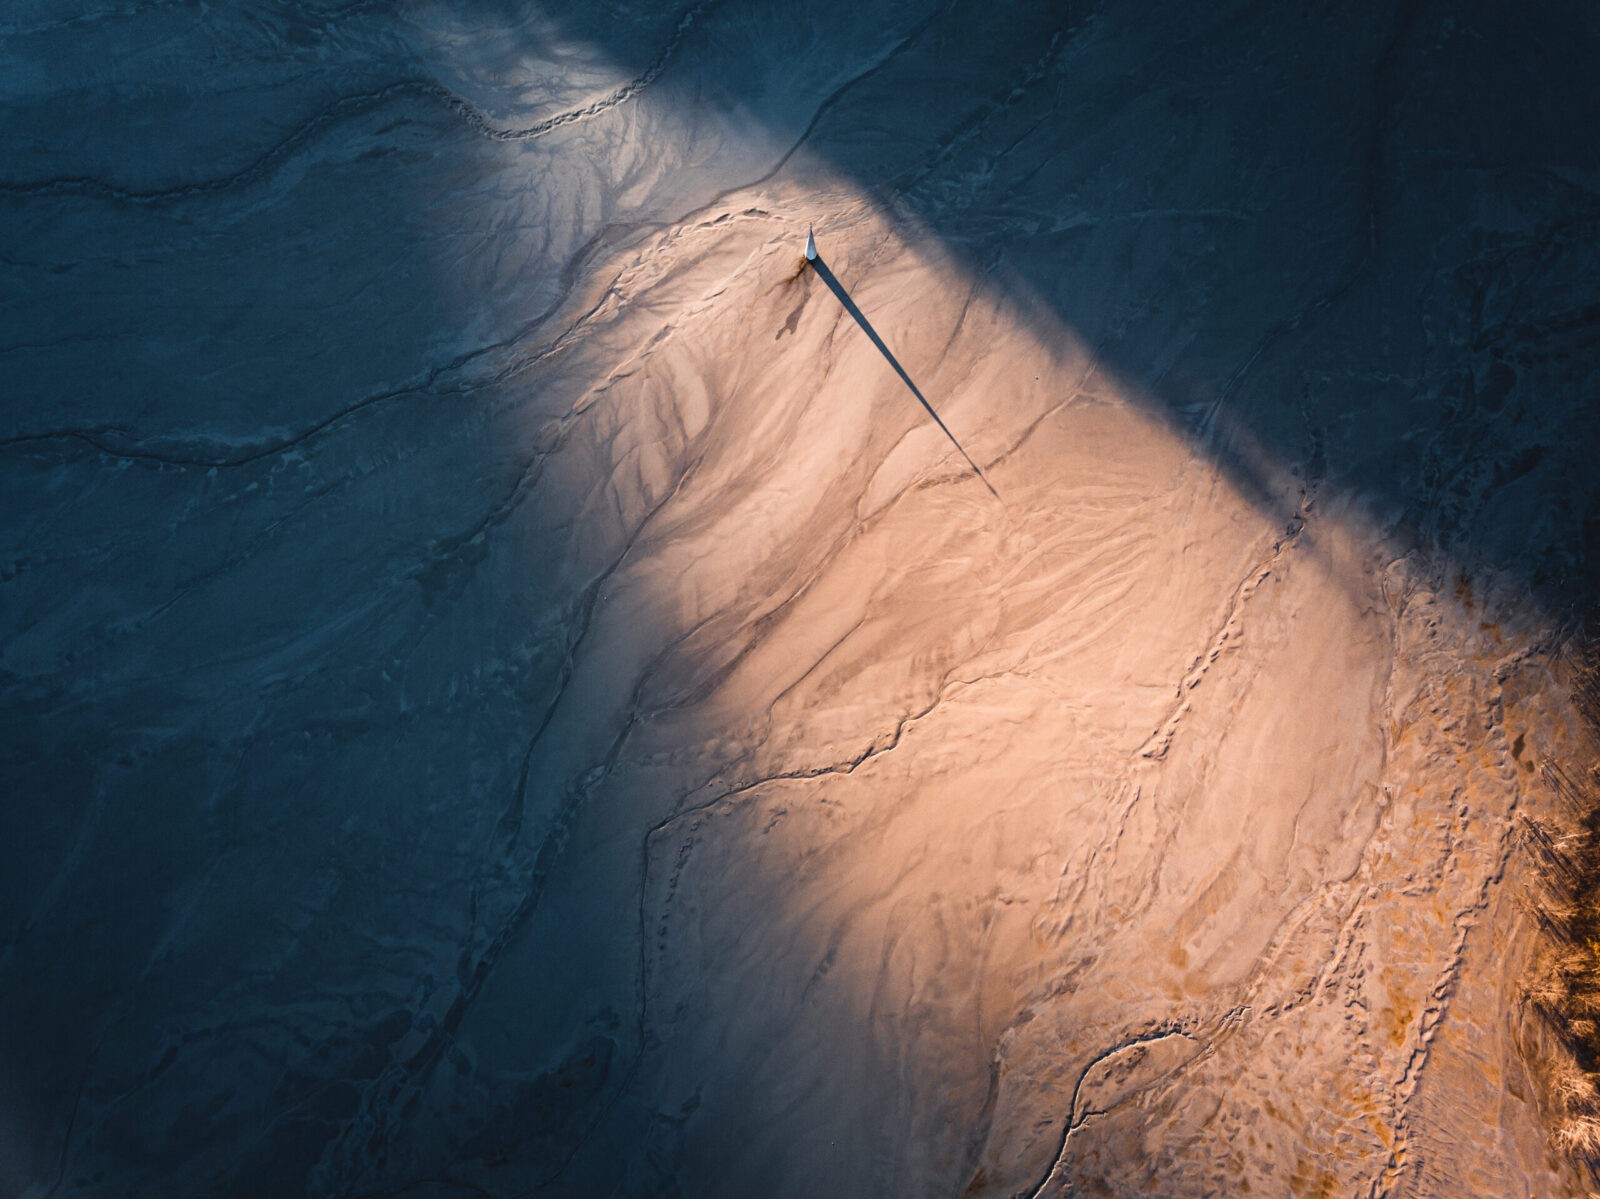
xmin=3 ymin=2 xmax=1598 ymax=1196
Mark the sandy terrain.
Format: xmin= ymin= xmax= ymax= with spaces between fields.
xmin=3 ymin=2 xmax=1599 ymax=1196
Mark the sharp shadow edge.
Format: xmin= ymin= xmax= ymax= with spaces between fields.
xmin=809 ymin=253 xmax=1001 ymax=501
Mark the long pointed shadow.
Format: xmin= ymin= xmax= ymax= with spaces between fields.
xmin=809 ymin=254 xmax=1001 ymax=501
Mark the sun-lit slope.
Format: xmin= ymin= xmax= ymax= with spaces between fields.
xmin=3 ymin=2 xmax=1598 ymax=1197
xmin=466 ymin=204 xmax=1562 ymax=1198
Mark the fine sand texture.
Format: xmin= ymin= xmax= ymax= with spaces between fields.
xmin=3 ymin=2 xmax=1599 ymax=1196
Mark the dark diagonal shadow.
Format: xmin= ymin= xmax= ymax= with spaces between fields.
xmin=810 ymin=254 xmax=1001 ymax=501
